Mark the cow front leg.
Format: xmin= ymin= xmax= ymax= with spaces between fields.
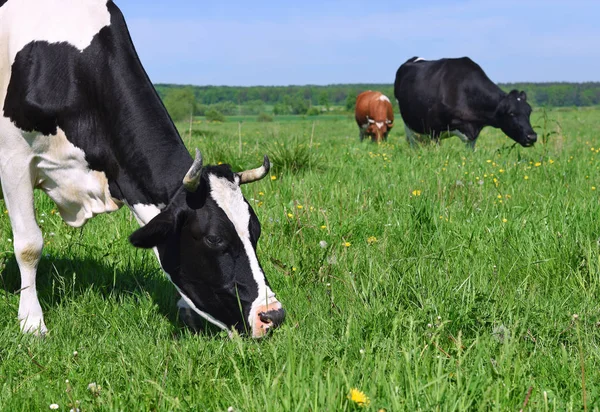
xmin=0 ymin=170 xmax=46 ymax=335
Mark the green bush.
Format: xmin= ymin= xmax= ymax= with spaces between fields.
xmin=268 ymin=137 xmax=322 ymax=175
xmin=163 ymin=87 xmax=195 ymax=122
xmin=306 ymin=107 xmax=320 ymax=116
xmin=257 ymin=112 xmax=273 ymax=122
xmin=205 ymin=108 xmax=225 ymax=122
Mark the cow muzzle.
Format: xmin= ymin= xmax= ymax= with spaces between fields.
xmin=522 ymin=133 xmax=537 ymax=147
xmin=250 ymin=299 xmax=285 ymax=338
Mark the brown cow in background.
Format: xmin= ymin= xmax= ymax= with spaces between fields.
xmin=355 ymin=91 xmax=394 ymax=143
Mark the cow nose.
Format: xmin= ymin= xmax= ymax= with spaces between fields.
xmin=252 ymin=300 xmax=285 ymax=337
xmin=259 ymin=308 xmax=286 ymax=329
xmin=527 ymin=133 xmax=537 ymax=142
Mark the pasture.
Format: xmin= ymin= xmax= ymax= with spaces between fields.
xmin=1 ymin=106 xmax=600 ymax=411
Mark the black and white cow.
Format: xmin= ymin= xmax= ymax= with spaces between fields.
xmin=0 ymin=0 xmax=284 ymax=338
xmin=394 ymin=57 xmax=537 ymax=148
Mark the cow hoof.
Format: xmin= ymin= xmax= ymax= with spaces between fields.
xmin=20 ymin=317 xmax=48 ymax=337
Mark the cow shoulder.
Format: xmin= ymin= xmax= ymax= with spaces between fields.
xmin=4 ymin=42 xmax=80 ymax=135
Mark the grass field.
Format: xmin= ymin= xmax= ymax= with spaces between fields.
xmin=1 ymin=107 xmax=600 ymax=411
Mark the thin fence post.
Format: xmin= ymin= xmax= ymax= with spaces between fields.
xmin=238 ymin=121 xmax=242 ymax=156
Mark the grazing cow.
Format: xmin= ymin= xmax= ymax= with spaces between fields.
xmin=394 ymin=57 xmax=537 ymax=148
xmin=355 ymin=91 xmax=394 ymax=143
xmin=0 ymin=0 xmax=284 ymax=338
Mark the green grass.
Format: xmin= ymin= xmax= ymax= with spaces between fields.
xmin=1 ymin=107 xmax=600 ymax=410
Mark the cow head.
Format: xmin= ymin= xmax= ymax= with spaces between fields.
xmin=366 ymin=116 xmax=394 ymax=143
xmin=496 ymin=90 xmax=537 ymax=147
xmin=129 ymin=150 xmax=284 ymax=338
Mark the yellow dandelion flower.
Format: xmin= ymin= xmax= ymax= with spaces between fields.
xmin=270 ymin=175 xmax=277 ymax=181
xmin=593 ymin=187 xmax=596 ymax=191
xmin=549 ymin=159 xmax=555 ymax=164
xmin=411 ymin=189 xmax=422 ymax=196
xmin=297 ymin=205 xmax=303 ymax=209
xmin=258 ymin=191 xmax=265 ymax=196
xmin=524 ymin=175 xmax=529 ymax=180
xmin=3 ymin=210 xmax=7 ymax=214
xmin=287 ymin=213 xmax=293 ymax=218
xmin=348 ymin=388 xmax=370 ymax=407
xmin=257 ymin=201 xmax=264 ymax=207
xmin=497 ymin=194 xmax=502 ymax=199
xmin=320 ymin=225 xmax=327 ymax=229
xmin=534 ymin=162 xmax=541 ymax=167
xmin=486 ymin=159 xmax=492 ymax=163
xmin=499 ymin=169 xmax=505 ymax=173
xmin=343 ymin=241 xmax=351 ymax=247
xmin=50 ymin=209 xmax=56 ymax=215
xmin=367 ymin=236 xmax=377 ymax=245
xmin=292 ymin=267 xmax=297 ymax=272
xmin=502 ymin=218 xmax=507 ymax=223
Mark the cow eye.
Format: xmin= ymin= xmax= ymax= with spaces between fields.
xmin=205 ymin=235 xmax=223 ymax=247
xmin=509 ymin=112 xmax=515 ymax=117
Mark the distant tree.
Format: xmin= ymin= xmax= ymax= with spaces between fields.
xmin=318 ymin=91 xmax=330 ymax=112
xmin=306 ymin=107 xmax=320 ymax=116
xmin=205 ymin=108 xmax=225 ymax=122
xmin=212 ymin=101 xmax=237 ymax=115
xmin=290 ymin=95 xmax=309 ymax=115
xmin=273 ymin=102 xmax=290 ymax=115
xmin=163 ymin=87 xmax=195 ymax=122
xmin=242 ymin=99 xmax=266 ymax=115
xmin=156 ymin=82 xmax=600 ymax=110
xmin=345 ymin=91 xmax=357 ymax=111
xmin=257 ymin=112 xmax=273 ymax=122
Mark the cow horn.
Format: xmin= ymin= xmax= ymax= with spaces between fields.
xmin=367 ymin=116 xmax=375 ymax=123
xmin=183 ymin=148 xmax=203 ymax=192
xmin=238 ymin=155 xmax=270 ymax=184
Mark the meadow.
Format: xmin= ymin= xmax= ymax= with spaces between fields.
xmin=1 ymin=106 xmax=600 ymax=411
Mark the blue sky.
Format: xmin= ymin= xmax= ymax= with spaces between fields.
xmin=117 ymin=0 xmax=600 ymax=86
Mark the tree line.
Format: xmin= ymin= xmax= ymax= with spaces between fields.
xmin=156 ymin=82 xmax=600 ymax=121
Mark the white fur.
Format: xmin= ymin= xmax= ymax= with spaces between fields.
xmin=208 ymin=174 xmax=278 ymax=337
xmin=378 ymin=95 xmax=390 ymax=103
xmin=376 ymin=121 xmax=384 ymax=129
xmin=0 ymin=0 xmax=111 ymax=63
xmin=439 ymin=129 xmax=470 ymax=143
xmin=414 ymin=57 xmax=425 ymax=62
xmin=131 ymin=203 xmax=164 ymax=226
xmin=176 ymin=294 xmax=231 ymax=336
xmin=450 ymin=130 xmax=470 ymax=142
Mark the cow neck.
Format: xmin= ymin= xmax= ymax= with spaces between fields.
xmin=94 ymin=2 xmax=192 ymax=208
xmin=473 ymin=88 xmax=505 ymax=129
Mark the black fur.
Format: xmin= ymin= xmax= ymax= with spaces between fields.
xmin=394 ymin=56 xmax=537 ymax=147
xmin=129 ymin=165 xmax=265 ymax=332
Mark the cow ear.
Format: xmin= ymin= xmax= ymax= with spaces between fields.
xmin=519 ymin=91 xmax=527 ymax=101
xmin=129 ymin=210 xmax=179 ymax=248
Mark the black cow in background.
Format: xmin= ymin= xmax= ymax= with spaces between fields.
xmin=394 ymin=57 xmax=537 ymax=148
